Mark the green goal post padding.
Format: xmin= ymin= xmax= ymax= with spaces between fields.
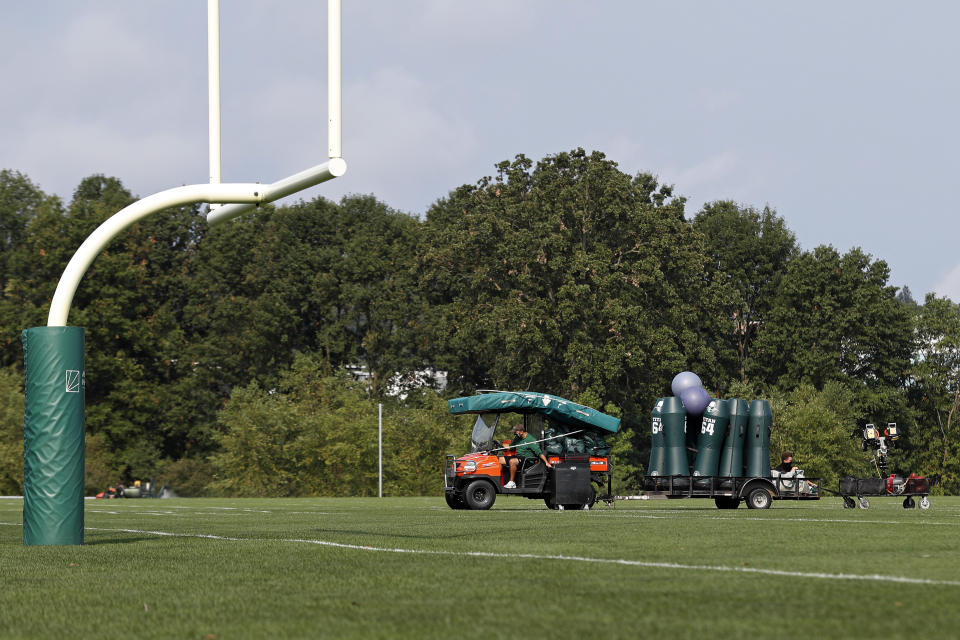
xmin=22 ymin=326 xmax=85 ymax=546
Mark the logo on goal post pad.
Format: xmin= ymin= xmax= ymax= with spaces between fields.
xmin=65 ymin=370 xmax=83 ymax=393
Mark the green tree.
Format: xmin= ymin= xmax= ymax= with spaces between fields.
xmin=177 ymin=202 xmax=272 ymax=412
xmin=692 ymin=202 xmax=798 ymax=387
xmin=420 ymin=149 xmax=722 ymax=421
xmin=61 ymin=177 xmax=213 ymax=476
xmin=187 ymin=195 xmax=422 ymax=396
xmin=754 ymin=246 xmax=913 ymax=397
xmin=210 ymin=354 xmax=462 ymax=497
xmin=0 ymin=367 xmax=25 ymax=494
xmin=0 ymin=171 xmax=65 ymax=365
xmin=248 ymin=195 xmax=423 ymax=393
xmin=0 ymin=170 xmax=47 ymax=293
xmin=908 ymin=294 xmax=960 ymax=492
xmin=769 ymin=382 xmax=873 ymax=489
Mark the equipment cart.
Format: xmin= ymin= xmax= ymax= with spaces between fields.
xmin=838 ymin=423 xmax=932 ymax=509
xmin=643 ymin=474 xmax=822 ymax=509
xmin=838 ymin=475 xmax=930 ymax=510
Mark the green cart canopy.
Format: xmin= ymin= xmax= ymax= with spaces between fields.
xmin=448 ymin=391 xmax=620 ymax=434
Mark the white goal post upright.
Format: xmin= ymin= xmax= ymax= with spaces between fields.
xmin=208 ymin=0 xmax=222 ymax=207
xmin=328 ymin=0 xmax=342 ymax=159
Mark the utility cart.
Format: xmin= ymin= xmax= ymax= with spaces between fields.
xmin=443 ymin=391 xmax=619 ymax=510
xmin=838 ymin=475 xmax=930 ymax=510
xmin=839 ymin=423 xmax=932 ymax=510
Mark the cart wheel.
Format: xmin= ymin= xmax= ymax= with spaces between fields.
xmin=746 ymin=487 xmax=772 ymax=509
xmin=858 ymin=497 xmax=870 ymax=509
xmin=463 ymin=480 xmax=496 ymax=510
xmin=544 ymin=497 xmax=559 ymax=510
xmin=843 ymin=496 xmax=856 ymax=509
xmin=919 ymin=496 xmax=930 ymax=510
xmin=903 ymin=496 xmax=915 ymax=509
xmin=715 ymin=497 xmax=740 ymax=509
xmin=444 ymin=492 xmax=467 ymax=510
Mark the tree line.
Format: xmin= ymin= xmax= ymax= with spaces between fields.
xmin=1 ymin=148 xmax=959 ymax=496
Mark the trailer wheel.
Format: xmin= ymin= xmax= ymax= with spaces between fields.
xmin=843 ymin=496 xmax=856 ymax=509
xmin=858 ymin=497 xmax=870 ymax=509
xmin=715 ymin=497 xmax=740 ymax=509
xmin=445 ymin=492 xmax=466 ymax=510
xmin=746 ymin=487 xmax=772 ymax=509
xmin=544 ymin=497 xmax=559 ymax=510
xmin=918 ymin=496 xmax=930 ymax=510
xmin=903 ymin=496 xmax=915 ymax=509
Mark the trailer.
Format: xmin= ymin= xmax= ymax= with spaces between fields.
xmin=643 ymin=474 xmax=822 ymax=509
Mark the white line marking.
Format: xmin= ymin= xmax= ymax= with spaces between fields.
xmin=589 ymin=513 xmax=960 ymax=526
xmin=87 ymin=527 xmax=239 ymax=540
xmin=79 ymin=525 xmax=960 ymax=587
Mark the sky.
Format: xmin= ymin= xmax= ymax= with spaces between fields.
xmin=3 ymin=1 xmax=959 ymax=301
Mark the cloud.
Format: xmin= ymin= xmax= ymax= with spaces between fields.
xmin=61 ymin=12 xmax=155 ymax=77
xmin=593 ymin=136 xmax=646 ymax=172
xmin=211 ymin=64 xmax=481 ymax=214
xmin=699 ymin=87 xmax=741 ymax=113
xmin=560 ymin=139 xmax=748 ymax=214
xmin=667 ymin=150 xmax=740 ymax=190
xmin=12 ymin=118 xmax=205 ymax=201
xmin=933 ymin=263 xmax=960 ymax=302
xmin=415 ymin=1 xmax=539 ymax=42
xmin=319 ymin=66 xmax=479 ymax=211
xmin=1 ymin=6 xmax=206 ymax=199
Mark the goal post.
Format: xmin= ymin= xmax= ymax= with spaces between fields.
xmin=22 ymin=0 xmax=345 ymax=545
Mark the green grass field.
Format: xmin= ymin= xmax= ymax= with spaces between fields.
xmin=1 ymin=495 xmax=958 ymax=639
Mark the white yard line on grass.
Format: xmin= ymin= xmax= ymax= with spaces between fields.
xmin=68 ymin=524 xmax=960 ymax=588
xmin=588 ymin=512 xmax=960 ymax=526
xmin=5 ymin=520 xmax=957 ymax=586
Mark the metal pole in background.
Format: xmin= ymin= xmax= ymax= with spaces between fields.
xmin=378 ymin=403 xmax=383 ymax=497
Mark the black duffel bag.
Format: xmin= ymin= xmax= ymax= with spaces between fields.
xmin=860 ymin=477 xmax=886 ymax=495
xmin=839 ymin=476 xmax=856 ymax=495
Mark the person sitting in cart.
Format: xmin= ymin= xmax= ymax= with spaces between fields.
xmin=775 ymin=451 xmax=818 ymax=491
xmin=775 ymin=451 xmax=798 ymax=474
xmin=499 ymin=424 xmax=553 ymax=489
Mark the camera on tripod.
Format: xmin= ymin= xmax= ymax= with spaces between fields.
xmin=859 ymin=423 xmax=899 ymax=452
xmin=852 ymin=423 xmax=899 ymax=472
